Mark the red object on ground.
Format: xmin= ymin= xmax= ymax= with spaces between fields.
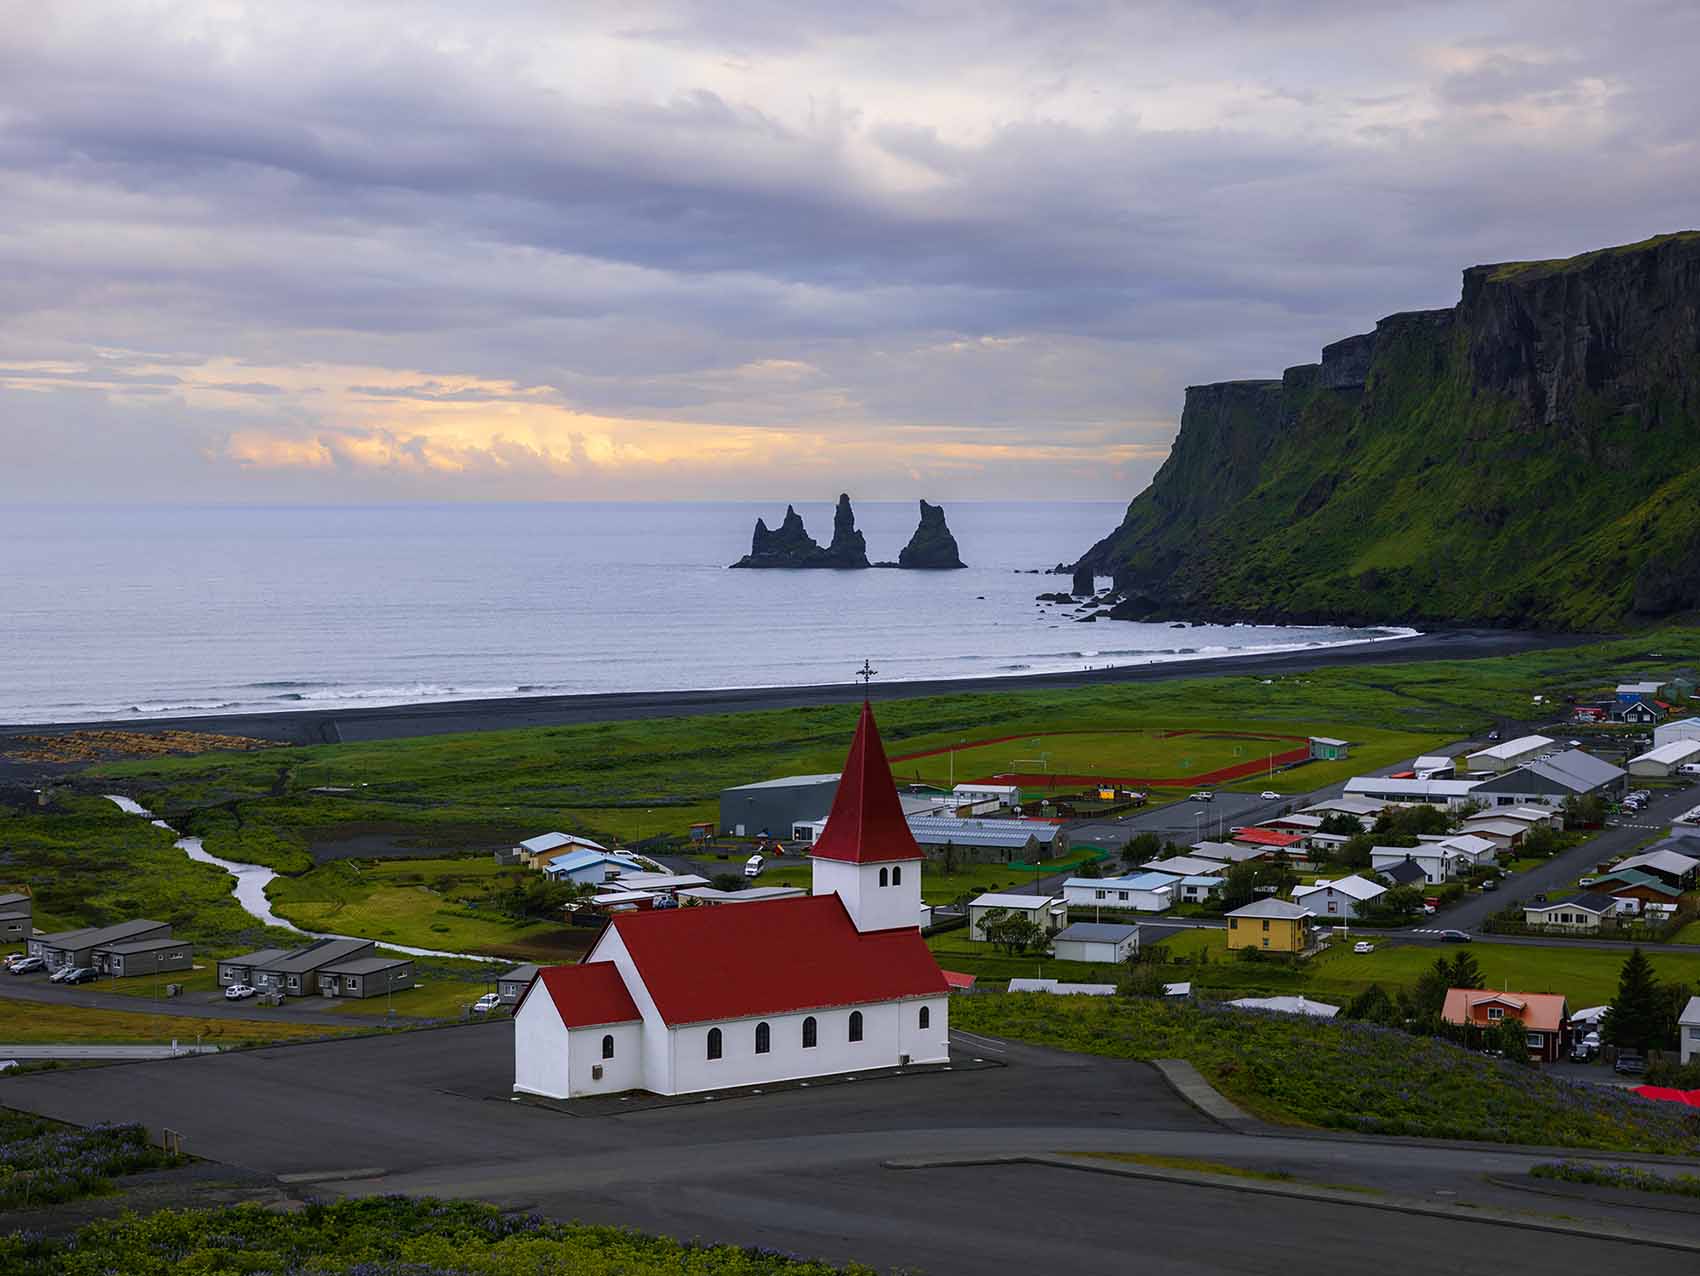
xmin=1632 ymin=1086 xmax=1700 ymax=1107
xmin=942 ymin=970 xmax=977 ymax=991
xmin=609 ymin=893 xmax=947 ymax=1025
xmin=811 ymin=700 xmax=926 ymax=865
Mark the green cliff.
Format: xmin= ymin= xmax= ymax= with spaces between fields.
xmin=1077 ymin=231 xmax=1700 ymax=630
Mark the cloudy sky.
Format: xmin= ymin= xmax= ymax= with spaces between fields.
xmin=3 ymin=1 xmax=1696 ymax=503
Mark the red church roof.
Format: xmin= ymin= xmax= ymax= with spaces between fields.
xmin=531 ymin=963 xmax=642 ymax=1028
xmin=607 ymin=893 xmax=946 ymax=1025
xmin=809 ymin=700 xmax=925 ymax=865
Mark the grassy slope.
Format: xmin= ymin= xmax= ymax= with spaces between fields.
xmin=1095 ymin=235 xmax=1700 ymax=629
xmin=952 ymin=993 xmax=1700 ymax=1153
xmin=0 ymin=995 xmax=352 ymax=1046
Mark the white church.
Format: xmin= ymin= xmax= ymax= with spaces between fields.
xmin=513 ymin=700 xmax=952 ymax=1099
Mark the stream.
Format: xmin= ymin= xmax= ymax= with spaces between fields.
xmin=105 ymin=795 xmax=503 ymax=963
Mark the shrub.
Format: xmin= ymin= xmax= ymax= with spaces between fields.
xmin=951 ymin=993 xmax=1700 ymax=1154
xmin=0 ymin=1117 xmax=180 ymax=1210
xmin=1531 ymin=1161 xmax=1700 ymax=1198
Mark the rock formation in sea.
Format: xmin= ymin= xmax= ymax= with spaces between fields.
xmin=896 ymin=500 xmax=966 ymax=569
xmin=1071 ymin=563 xmax=1095 ymax=596
xmin=729 ymin=494 xmax=870 ymax=568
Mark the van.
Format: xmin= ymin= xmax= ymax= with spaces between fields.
xmin=744 ymin=854 xmax=765 ymax=878
xmin=1680 ymin=763 xmax=1700 ymax=777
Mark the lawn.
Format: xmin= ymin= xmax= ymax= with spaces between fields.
xmin=0 ymin=994 xmax=354 ymax=1046
xmin=0 ymin=1197 xmax=873 ymax=1276
xmin=263 ymin=857 xmax=576 ymax=957
xmin=1147 ymin=934 xmax=1700 ymax=1006
xmin=951 ymin=992 xmax=1700 ymax=1153
xmin=927 ymin=927 xmax=1128 ymax=983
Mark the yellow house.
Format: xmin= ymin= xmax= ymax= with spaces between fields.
xmin=1225 ymin=899 xmax=1311 ymax=953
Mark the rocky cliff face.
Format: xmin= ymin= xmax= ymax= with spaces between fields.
xmin=896 ymin=500 xmax=965 ymax=569
xmin=730 ymin=494 xmax=871 ymax=568
xmin=1076 ymin=231 xmax=1700 ymax=629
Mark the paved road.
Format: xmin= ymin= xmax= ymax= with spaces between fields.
xmin=3 ymin=1021 xmax=1697 ymax=1274
xmin=0 ymin=1043 xmax=221 ymax=1059
xmin=1432 ymin=777 xmax=1700 ymax=934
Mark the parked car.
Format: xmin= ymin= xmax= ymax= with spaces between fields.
xmin=224 ymin=982 xmax=258 ymax=1000
xmin=8 ymin=956 xmax=45 ymax=974
xmin=1487 ymin=730 xmax=1501 ymax=741
xmin=3 ymin=953 xmax=31 ymax=970
xmin=1190 ymin=790 xmax=1215 ymax=802
xmin=1614 ymin=1051 xmax=1647 ymax=1076
xmin=1440 ymin=930 xmax=1473 ymax=943
xmin=1421 ymin=903 xmax=1437 ymax=914
xmin=1352 ymin=941 xmax=1375 ymax=954
xmin=471 ymin=992 xmax=502 ymax=1015
xmin=1259 ymin=790 xmax=1280 ymax=800
xmin=744 ymin=853 xmax=766 ymax=878
xmin=63 ymin=966 xmax=100 ymax=984
xmin=1480 ymin=878 xmax=1498 ymax=890
xmin=49 ymin=964 xmax=77 ymax=982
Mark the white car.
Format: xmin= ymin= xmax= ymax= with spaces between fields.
xmin=1260 ymin=790 xmax=1280 ymax=800
xmin=1353 ymin=941 xmax=1375 ymax=954
xmin=49 ymin=964 xmax=77 ymax=982
xmin=471 ymin=992 xmax=502 ymax=1015
xmin=224 ymin=983 xmax=258 ymax=1000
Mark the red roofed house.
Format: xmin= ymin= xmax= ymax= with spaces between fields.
xmin=1440 ymin=988 xmax=1571 ymax=1064
xmin=514 ymin=701 xmax=951 ymax=1100
xmin=1231 ymin=827 xmax=1308 ymax=856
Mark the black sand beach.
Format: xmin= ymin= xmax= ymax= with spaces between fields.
xmin=0 ymin=628 xmax=1591 ymax=757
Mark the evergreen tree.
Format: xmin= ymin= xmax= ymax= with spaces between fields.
xmin=1343 ymin=983 xmax=1395 ymax=1024
xmin=1445 ymin=951 xmax=1485 ymax=990
xmin=1412 ymin=957 xmax=1452 ymax=1018
xmin=1602 ymin=947 xmax=1664 ymax=1052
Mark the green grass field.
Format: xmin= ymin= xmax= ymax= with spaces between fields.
xmin=264 ymin=857 xmax=574 ymax=958
xmin=0 ymin=994 xmax=356 ymax=1046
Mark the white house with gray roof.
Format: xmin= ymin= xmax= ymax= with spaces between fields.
xmin=1050 ymin=922 xmax=1139 ymax=964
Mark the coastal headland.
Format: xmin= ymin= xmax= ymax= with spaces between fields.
xmin=0 ymin=628 xmax=1590 ymax=763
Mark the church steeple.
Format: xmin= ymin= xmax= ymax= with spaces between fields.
xmin=811 ymin=699 xmax=925 ymax=933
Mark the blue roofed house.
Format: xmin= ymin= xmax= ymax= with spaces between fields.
xmin=1061 ymin=872 xmax=1175 ymax=913
xmin=542 ymin=849 xmax=647 ymax=886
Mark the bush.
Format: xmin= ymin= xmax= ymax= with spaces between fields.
xmin=1531 ymin=1161 xmax=1700 ymax=1198
xmin=0 ymin=1197 xmax=874 ymax=1275
xmin=0 ymin=1116 xmax=180 ymax=1209
xmin=951 ymin=993 xmax=1700 ymax=1154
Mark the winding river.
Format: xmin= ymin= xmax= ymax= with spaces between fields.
xmin=105 ymin=795 xmax=503 ymax=963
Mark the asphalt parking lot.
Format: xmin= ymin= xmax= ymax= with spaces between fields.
xmin=5 ymin=1021 xmax=1698 ymax=1274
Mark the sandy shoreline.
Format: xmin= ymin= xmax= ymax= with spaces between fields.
xmin=0 ymin=628 xmax=1590 ymax=756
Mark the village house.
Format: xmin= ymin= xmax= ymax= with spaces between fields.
xmin=514 ymin=701 xmax=950 ymax=1100
xmin=1682 ymin=996 xmax=1700 ymax=1065
xmin=905 ymin=815 xmax=1059 ymax=864
xmin=29 ymin=919 xmax=174 ymax=972
xmin=0 ymin=890 xmax=32 ymax=944
xmin=498 ymin=964 xmax=541 ymax=1005
xmin=1050 ymin=922 xmax=1139 ymax=964
xmin=1454 ymin=818 xmax=1528 ymax=852
xmin=1586 ymin=869 xmax=1684 ymax=909
xmin=1610 ymin=848 xmax=1700 ymax=890
xmin=518 ymin=832 xmax=610 ymax=869
xmin=1290 ymin=874 xmax=1386 ymax=920
xmin=1442 ymin=988 xmax=1570 ymax=1063
xmin=968 ymin=891 xmax=1069 ymax=938
xmin=538 ymin=848 xmax=646 ymax=885
xmin=1464 ymin=734 xmax=1555 ymax=773
xmin=1062 ymin=873 xmax=1174 ymax=913
xmin=1225 ymin=899 xmax=1310 ymax=953
xmin=1138 ymin=855 xmax=1229 ymax=878
xmin=1522 ymin=895 xmax=1615 ymax=934
xmin=1369 ymin=845 xmax=1457 ymax=885
xmin=1229 ymin=826 xmax=1309 ymax=857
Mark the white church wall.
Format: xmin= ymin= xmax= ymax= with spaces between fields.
xmin=669 ymin=998 xmax=934 ymax=1094
xmin=586 ymin=926 xmax=674 ymax=1094
xmin=564 ymin=1022 xmax=645 ymax=1097
xmin=512 ymin=984 xmax=572 ymax=1099
xmin=897 ymin=996 xmax=950 ymax=1064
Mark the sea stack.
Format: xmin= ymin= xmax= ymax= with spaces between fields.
xmin=730 ymin=495 xmax=870 ymax=568
xmin=897 ymin=500 xmax=966 ymax=569
xmin=1071 ymin=563 xmax=1095 ymax=596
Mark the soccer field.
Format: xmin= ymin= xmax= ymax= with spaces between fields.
xmin=887 ymin=724 xmax=1440 ymax=793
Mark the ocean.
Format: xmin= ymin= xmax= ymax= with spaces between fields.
xmin=0 ymin=502 xmax=1409 ymax=725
